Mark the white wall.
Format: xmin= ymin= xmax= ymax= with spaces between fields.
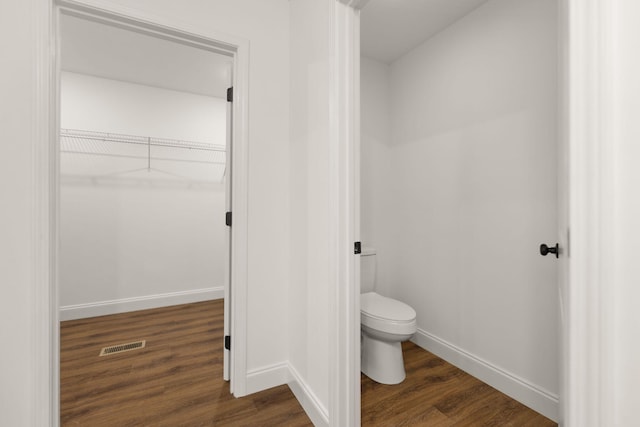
xmin=61 ymin=72 xmax=226 ymax=142
xmin=0 ymin=1 xmax=291 ymax=423
xmin=0 ymin=2 xmax=39 ymax=424
xmin=289 ymin=0 xmax=332 ymax=423
xmin=59 ymin=73 xmax=227 ymax=319
xmin=612 ymin=1 xmax=640 ymax=423
xmin=361 ymin=0 xmax=559 ymax=419
xmin=360 ymin=58 xmax=392 ymax=275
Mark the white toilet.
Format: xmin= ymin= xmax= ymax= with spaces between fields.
xmin=360 ymin=248 xmax=417 ymax=384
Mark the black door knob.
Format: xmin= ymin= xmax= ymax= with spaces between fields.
xmin=540 ymin=243 xmax=559 ymax=258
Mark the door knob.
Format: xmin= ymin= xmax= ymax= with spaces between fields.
xmin=539 ymin=243 xmax=559 ymax=258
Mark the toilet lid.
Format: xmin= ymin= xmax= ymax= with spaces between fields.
xmin=361 ymin=292 xmax=416 ymax=322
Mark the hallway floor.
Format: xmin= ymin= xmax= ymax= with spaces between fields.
xmin=60 ymin=300 xmax=311 ymax=426
xmin=61 ymin=300 xmax=556 ymax=426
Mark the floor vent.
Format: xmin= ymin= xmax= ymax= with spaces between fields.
xmin=99 ymin=340 xmax=146 ymax=357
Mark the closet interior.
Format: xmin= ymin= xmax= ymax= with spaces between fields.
xmin=58 ymin=13 xmax=232 ymax=321
xmin=60 ymin=128 xmax=226 ymax=184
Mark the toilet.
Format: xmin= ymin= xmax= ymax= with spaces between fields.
xmin=360 ymin=248 xmax=417 ymax=385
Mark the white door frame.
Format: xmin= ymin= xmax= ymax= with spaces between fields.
xmin=329 ymin=2 xmax=363 ymax=426
xmin=562 ymin=0 xmax=616 ymax=424
xmin=332 ymin=0 xmax=615 ymax=425
xmin=223 ymin=82 xmax=234 ymax=384
xmin=33 ymin=0 xmax=251 ymax=423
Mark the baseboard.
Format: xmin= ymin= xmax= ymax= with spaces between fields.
xmin=245 ymin=362 xmax=291 ymax=395
xmin=244 ymin=362 xmax=329 ymax=427
xmin=287 ymin=363 xmax=329 ymax=427
xmin=412 ymin=328 xmax=559 ymax=422
xmin=59 ymin=287 xmax=224 ymax=321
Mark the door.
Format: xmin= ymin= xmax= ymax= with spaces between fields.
xmin=223 ymin=85 xmax=233 ymax=384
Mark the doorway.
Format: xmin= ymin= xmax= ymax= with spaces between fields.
xmin=357 ymin=0 xmax=561 ymax=423
xmin=52 ymin=3 xmax=250 ymax=422
xmin=58 ymin=13 xmax=232 ymax=323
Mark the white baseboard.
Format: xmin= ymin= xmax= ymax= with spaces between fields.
xmin=287 ymin=363 xmax=329 ymax=427
xmin=243 ymin=362 xmax=329 ymax=427
xmin=412 ymin=328 xmax=559 ymax=422
xmin=239 ymin=362 xmax=330 ymax=427
xmin=59 ymin=287 xmax=224 ymax=321
xmin=246 ymin=362 xmax=292 ymax=395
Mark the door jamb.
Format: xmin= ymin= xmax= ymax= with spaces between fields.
xmin=330 ymin=2 xmax=364 ymax=426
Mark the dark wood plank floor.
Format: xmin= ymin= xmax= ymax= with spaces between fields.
xmin=361 ymin=341 xmax=557 ymax=426
xmin=60 ymin=300 xmax=312 ymax=426
xmin=61 ymin=300 xmax=557 ymax=426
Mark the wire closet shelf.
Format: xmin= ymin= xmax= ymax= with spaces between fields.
xmin=59 ymin=128 xmax=227 ymax=183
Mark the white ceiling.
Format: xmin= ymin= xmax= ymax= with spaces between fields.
xmin=361 ymin=0 xmax=491 ymax=63
xmin=61 ymin=14 xmax=232 ymax=98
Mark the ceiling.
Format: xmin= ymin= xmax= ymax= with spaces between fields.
xmin=60 ymin=14 xmax=232 ymax=98
xmin=61 ymin=2 xmax=489 ymax=92
xmin=361 ymin=0 xmax=491 ymax=63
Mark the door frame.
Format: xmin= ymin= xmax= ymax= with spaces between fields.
xmin=33 ymin=0 xmax=251 ymax=423
xmin=562 ymin=0 xmax=616 ymax=424
xmin=333 ymin=0 xmax=614 ymax=425
xmin=329 ymin=2 xmax=364 ymax=426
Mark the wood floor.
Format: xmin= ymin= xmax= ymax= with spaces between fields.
xmin=61 ymin=301 xmax=557 ymax=426
xmin=60 ymin=300 xmax=311 ymax=426
xmin=361 ymin=342 xmax=557 ymax=426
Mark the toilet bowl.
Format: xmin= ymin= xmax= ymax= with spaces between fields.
xmin=361 ymin=291 xmax=417 ymax=384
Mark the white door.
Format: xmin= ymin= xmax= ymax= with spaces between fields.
xmin=223 ymin=85 xmax=233 ymax=384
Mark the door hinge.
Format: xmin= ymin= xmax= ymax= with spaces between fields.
xmin=354 ymin=241 xmax=361 ymax=254
xmin=224 ymin=335 xmax=231 ymax=351
xmin=227 ymin=87 xmax=233 ymax=102
xmin=225 ymin=212 xmax=232 ymax=227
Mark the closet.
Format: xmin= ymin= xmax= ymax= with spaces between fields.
xmin=58 ymin=13 xmax=231 ymax=321
xmin=60 ymin=128 xmax=226 ymax=183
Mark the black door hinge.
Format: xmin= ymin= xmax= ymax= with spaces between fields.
xmin=226 ymin=212 xmax=232 ymax=227
xmin=227 ymin=87 xmax=233 ymax=102
xmin=354 ymin=241 xmax=361 ymax=254
xmin=224 ymin=335 xmax=231 ymax=351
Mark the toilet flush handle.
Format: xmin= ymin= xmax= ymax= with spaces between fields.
xmin=539 ymin=243 xmax=559 ymax=258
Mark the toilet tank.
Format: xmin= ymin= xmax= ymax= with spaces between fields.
xmin=360 ymin=247 xmax=376 ymax=293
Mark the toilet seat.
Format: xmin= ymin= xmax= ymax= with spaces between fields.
xmin=361 ymin=292 xmax=416 ymax=335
